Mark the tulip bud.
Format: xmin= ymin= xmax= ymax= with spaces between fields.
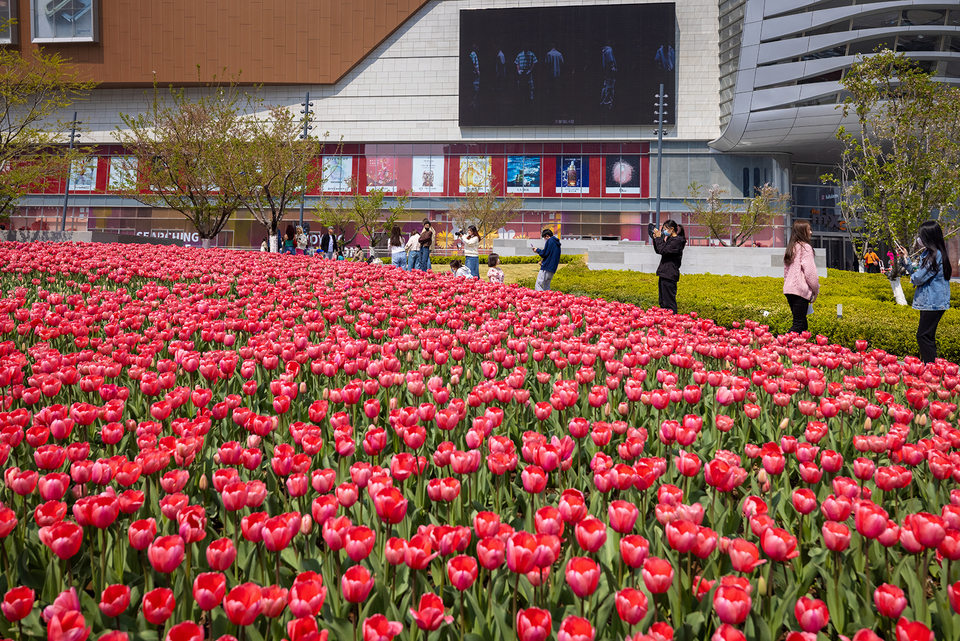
xmin=465 ymin=369 xmax=473 ymax=380
xmin=450 ymin=375 xmax=460 ymax=386
xmin=213 ymin=453 xmax=222 ymax=465
xmin=864 ymin=417 xmax=872 ymax=432
xmin=198 ymin=474 xmax=209 ymax=491
xmin=757 ymin=575 xmax=767 ymax=596
xmin=757 ymin=469 xmax=767 ymax=484
xmin=247 ymin=435 xmax=261 ymax=448
xmin=918 ymin=414 xmax=927 ymax=426
xmin=778 ymin=418 xmax=789 ymax=431
xmin=389 ymin=398 xmax=398 ymax=411
xmin=604 ymin=403 xmax=611 ymax=416
xmin=322 ymin=388 xmax=329 ymax=400
xmin=301 ymin=515 xmax=313 ymax=535
xmin=618 ymin=403 xmax=629 ymax=416
xmin=406 ymin=353 xmax=413 ymax=363
xmin=299 ymin=382 xmax=307 ymax=393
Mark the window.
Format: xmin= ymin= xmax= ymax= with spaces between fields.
xmin=742 ymin=168 xmax=750 ymax=197
xmin=0 ymin=0 xmax=15 ymax=43
xmin=851 ymin=11 xmax=899 ymax=30
xmin=848 ymin=38 xmax=894 ymax=56
xmin=31 ymin=0 xmax=97 ymax=42
xmin=896 ymin=35 xmax=940 ymax=53
xmin=900 ymin=10 xmax=945 ymax=26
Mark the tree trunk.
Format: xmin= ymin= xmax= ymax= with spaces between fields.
xmin=201 ymin=238 xmax=212 ymax=249
xmin=269 ymin=234 xmax=279 ymax=253
xmin=890 ymin=277 xmax=908 ymax=306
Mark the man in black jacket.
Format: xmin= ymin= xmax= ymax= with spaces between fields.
xmin=652 ymin=220 xmax=686 ymax=313
xmin=319 ymin=228 xmax=337 ymax=259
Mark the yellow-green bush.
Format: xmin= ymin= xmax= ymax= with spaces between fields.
xmin=545 ymin=262 xmax=960 ymax=361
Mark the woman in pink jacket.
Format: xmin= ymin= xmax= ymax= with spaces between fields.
xmin=783 ymin=219 xmax=820 ymax=335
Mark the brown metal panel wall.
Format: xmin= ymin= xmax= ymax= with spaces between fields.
xmin=14 ymin=0 xmax=429 ymax=86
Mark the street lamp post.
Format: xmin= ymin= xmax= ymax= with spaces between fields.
xmin=298 ymin=93 xmax=314 ymax=228
xmin=60 ymin=112 xmax=81 ymax=232
xmin=653 ymin=85 xmax=668 ymax=224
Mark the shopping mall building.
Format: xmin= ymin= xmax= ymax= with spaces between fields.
xmin=7 ymin=0 xmax=960 ymax=268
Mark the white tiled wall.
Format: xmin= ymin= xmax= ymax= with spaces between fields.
xmin=72 ymin=0 xmax=720 ymax=144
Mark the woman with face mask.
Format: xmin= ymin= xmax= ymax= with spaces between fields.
xmin=651 ymin=220 xmax=686 ymax=314
xmin=897 ymin=220 xmax=953 ymax=364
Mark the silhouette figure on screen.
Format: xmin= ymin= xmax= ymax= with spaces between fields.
xmin=600 ymin=42 xmax=617 ymax=108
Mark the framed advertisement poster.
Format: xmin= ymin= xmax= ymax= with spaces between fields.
xmin=556 ymin=156 xmax=588 ymax=194
xmin=31 ymin=0 xmax=98 ymax=42
xmin=605 ymin=155 xmax=641 ymax=194
xmin=411 ymin=156 xmax=444 ymax=194
xmin=506 ymin=156 xmax=540 ymax=194
xmin=322 ymin=156 xmax=353 ymax=192
xmin=459 ymin=156 xmax=491 ymax=193
xmin=108 ymin=156 xmax=137 ymax=191
xmin=69 ymin=157 xmax=97 ymax=191
xmin=366 ymin=157 xmax=398 ymax=193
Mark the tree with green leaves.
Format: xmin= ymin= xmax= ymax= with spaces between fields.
xmin=446 ymin=185 xmax=524 ymax=246
xmin=826 ymin=49 xmax=960 ymax=304
xmin=223 ymin=105 xmax=327 ymax=252
xmin=684 ymin=182 xmax=787 ymax=246
xmin=113 ymin=69 xmax=248 ymax=247
xmin=0 ymin=25 xmax=97 ymax=224
xmin=313 ymin=185 xmax=359 ymax=250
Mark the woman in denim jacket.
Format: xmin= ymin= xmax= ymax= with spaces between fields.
xmin=898 ymin=220 xmax=952 ymax=364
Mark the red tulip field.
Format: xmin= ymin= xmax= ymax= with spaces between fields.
xmin=1 ymin=242 xmax=959 ymax=641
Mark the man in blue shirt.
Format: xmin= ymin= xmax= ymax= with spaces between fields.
xmin=532 ymin=228 xmax=562 ymax=291
xmin=515 ymin=47 xmax=538 ymax=101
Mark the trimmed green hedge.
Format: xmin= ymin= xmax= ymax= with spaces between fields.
xmin=534 ymin=259 xmax=960 ymax=362
xmin=431 ymin=254 xmax=584 ymax=266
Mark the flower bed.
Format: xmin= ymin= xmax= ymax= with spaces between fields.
xmin=0 ymin=241 xmax=957 ymax=641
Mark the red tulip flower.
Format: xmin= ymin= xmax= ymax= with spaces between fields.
xmin=506 ymin=531 xmax=537 ymax=574
xmin=288 ymin=578 xmax=326 ymax=617
xmin=47 ymin=610 xmax=91 ymax=641
xmin=896 ymin=617 xmax=934 ymax=641
xmin=477 ymin=536 xmax=505 ymax=570
xmin=516 ymin=607 xmax=552 ymax=641
xmin=262 ymin=515 xmax=295 ymax=552
xmin=874 ymin=583 xmax=907 ymax=619
xmin=373 ymin=487 xmax=408 ymax=524
xmin=142 ymin=588 xmax=175 ymax=626
xmin=608 ymin=500 xmax=639 ymax=534
xmin=447 ymin=554 xmax=479 ymax=591
xmin=714 ymin=584 xmax=752 ymax=625
xmin=713 ymin=624 xmax=747 ymax=641
xmin=259 ymin=585 xmax=289 ymax=618
xmin=410 ymin=593 xmax=453 ymax=631
xmin=666 ymin=519 xmax=699 ymax=554
xmin=574 ymin=517 xmax=607 ymax=553
xmin=760 ymin=527 xmax=799 ymax=561
xmin=565 ymin=557 xmax=600 ymax=598
xmin=345 ymin=526 xmax=376 ymax=562
xmin=642 ymin=557 xmax=674 ymax=594
xmin=620 ymin=534 xmax=650 ymax=569
xmin=193 ymin=572 xmax=227 ymax=611
xmin=558 ymin=615 xmax=595 ymax=641
xmin=728 ymin=538 xmax=765 ymax=573
xmin=45 ymin=521 xmax=83 ymax=559
xmin=206 ymin=537 xmax=237 ymax=571
xmin=1 ymin=586 xmax=35 ymax=622
xmin=147 ymin=535 xmax=185 ymax=574
xmin=615 ymin=588 xmax=649 ymax=626
xmin=165 ymin=621 xmax=203 ymax=641
xmin=99 ymin=584 xmax=131 ymax=618
xmin=224 ymin=583 xmax=263 ymax=626
xmin=342 ymin=565 xmax=375 ymax=603
xmin=795 ymin=596 xmax=829 ymax=633
xmin=362 ymin=614 xmax=403 ymax=641
xmin=821 ymin=521 xmax=851 ymax=552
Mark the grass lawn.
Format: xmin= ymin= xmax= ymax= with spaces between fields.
xmin=430 ymin=262 xmax=564 ymax=285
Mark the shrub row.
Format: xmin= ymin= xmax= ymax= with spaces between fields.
xmin=533 ymin=260 xmax=960 ymax=362
xmin=430 ymin=253 xmax=583 ymax=266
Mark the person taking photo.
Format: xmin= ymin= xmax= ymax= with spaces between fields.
xmin=463 ymin=226 xmax=481 ymax=278
xmin=897 ymin=220 xmax=952 ymax=364
xmin=652 ymin=220 xmax=686 ymax=314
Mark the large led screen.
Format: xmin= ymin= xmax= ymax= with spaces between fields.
xmin=459 ymin=4 xmax=675 ymax=127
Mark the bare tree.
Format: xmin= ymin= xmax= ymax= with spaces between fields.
xmin=223 ymin=105 xmax=326 ymax=252
xmin=446 ymin=185 xmax=524 ymax=245
xmin=684 ymin=182 xmax=787 ymax=246
xmin=114 ymin=69 xmax=248 ymax=247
